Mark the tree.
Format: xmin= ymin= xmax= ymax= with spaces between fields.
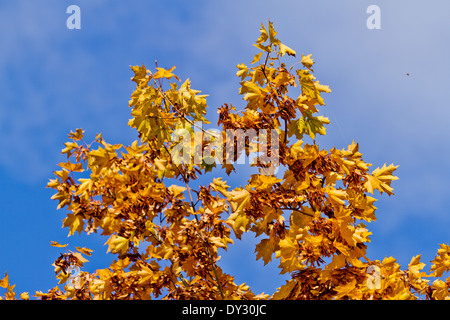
xmin=2 ymin=21 xmax=449 ymax=300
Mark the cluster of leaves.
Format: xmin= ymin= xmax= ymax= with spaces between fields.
xmin=2 ymin=21 xmax=450 ymax=300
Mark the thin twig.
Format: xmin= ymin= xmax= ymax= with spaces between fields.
xmin=162 ymin=144 xmax=225 ymax=299
xmin=280 ymin=207 xmax=314 ymax=218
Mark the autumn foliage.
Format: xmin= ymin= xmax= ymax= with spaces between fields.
xmin=2 ymin=21 xmax=450 ymax=300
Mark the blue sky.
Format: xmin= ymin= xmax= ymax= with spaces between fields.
xmin=1 ymin=0 xmax=450 ymax=297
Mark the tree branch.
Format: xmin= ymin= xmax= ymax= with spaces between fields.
xmin=162 ymin=144 xmax=225 ymax=299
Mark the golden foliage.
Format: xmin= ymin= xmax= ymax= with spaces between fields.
xmin=2 ymin=21 xmax=449 ymax=300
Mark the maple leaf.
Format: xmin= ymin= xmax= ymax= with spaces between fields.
xmin=105 ymin=235 xmax=130 ymax=256
xmin=251 ymin=52 xmax=263 ymax=64
xmin=268 ymin=20 xmax=279 ymax=45
xmin=276 ymin=237 xmax=302 ymax=274
xmin=236 ymin=63 xmax=249 ymax=80
xmin=256 ymin=22 xmax=269 ymax=44
xmin=89 ymin=147 xmax=109 ymax=168
xmin=334 ymin=279 xmax=357 ymax=299
xmin=288 ymin=112 xmax=330 ymax=139
xmin=68 ymin=128 xmax=84 ymax=141
xmin=0 ymin=272 xmax=8 ymax=288
xmin=50 ymin=241 xmax=68 ymax=248
xmin=226 ymin=188 xmax=251 ymax=239
xmin=58 ymin=160 xmax=84 ymax=172
xmin=255 ymin=238 xmax=276 ymax=265
xmin=407 ymin=254 xmax=428 ymax=285
xmin=228 ymin=188 xmax=251 ymax=214
xmin=325 ymin=253 xmax=347 ymax=270
xmin=430 ymin=244 xmax=450 ymax=277
xmin=279 ymin=43 xmax=296 ymax=57
xmin=210 ymin=177 xmax=230 ymax=196
xmin=153 ymin=66 xmax=180 ymax=81
xmin=249 ymin=174 xmax=282 ymax=191
xmin=222 ymin=162 xmax=235 ymax=175
xmin=301 ymin=54 xmax=314 ymax=70
xmin=272 ymin=279 xmax=297 ymax=300
xmin=73 ymin=251 xmax=89 ymax=264
xmin=364 ymin=163 xmax=399 ymax=196
xmin=201 ymin=157 xmax=216 ymax=173
xmin=168 ymin=185 xmax=186 ymax=198
xmin=76 ymin=247 xmax=93 ymax=256
xmin=431 ymin=279 xmax=449 ymax=300
xmin=20 ymin=292 xmax=29 ymax=300
xmin=56 ymin=271 xmax=71 ymax=285
xmin=130 ymin=64 xmax=149 ymax=84
xmin=63 ymin=213 xmax=85 ymax=236
xmin=61 ymin=141 xmax=79 ymax=158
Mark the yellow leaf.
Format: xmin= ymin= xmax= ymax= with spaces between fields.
xmin=279 ymin=43 xmax=296 ymax=57
xmin=58 ymin=160 xmax=83 ymax=172
xmin=334 ymin=279 xmax=357 ymax=299
xmin=290 ymin=209 xmax=312 ymax=228
xmin=364 ymin=163 xmax=399 ymax=196
xmin=272 ymin=279 xmax=298 ymax=300
xmin=153 ymin=66 xmax=180 ymax=81
xmin=50 ymin=241 xmax=68 ymax=248
xmin=326 ymin=188 xmax=347 ymax=206
xmin=236 ymin=63 xmax=249 ymax=80
xmin=381 ymin=256 xmax=397 ymax=267
xmin=105 ymin=235 xmax=129 ymax=255
xmin=325 ymin=254 xmax=347 ymax=270
xmin=210 ymin=177 xmax=230 ymax=196
xmin=54 ymin=168 xmax=70 ymax=181
xmin=301 ymin=54 xmax=314 ymax=70
xmin=168 ymin=185 xmax=186 ymax=198
xmin=268 ymin=20 xmax=279 ymax=45
xmin=68 ymin=128 xmax=84 ymax=141
xmin=0 ymin=272 xmax=8 ymax=288
xmin=364 ymin=175 xmax=381 ymax=195
xmin=73 ymin=252 xmax=89 ymax=264
xmin=76 ymin=247 xmax=93 ymax=256
xmin=255 ymin=238 xmax=276 ymax=265
xmin=290 ymin=140 xmax=304 ymax=159
xmin=56 ymin=271 xmax=70 ymax=285
xmin=251 ymin=52 xmax=263 ymax=64
xmin=276 ymin=237 xmax=301 ymax=273
xmin=63 ymin=214 xmax=84 ymax=236
xmin=256 ymin=22 xmax=268 ymax=44
xmin=430 ymin=244 xmax=450 ymax=277
xmin=227 ymin=211 xmax=251 ymax=240
xmin=408 ymin=254 xmax=426 ymax=281
xmin=353 ymin=227 xmax=372 ymax=244
xmin=61 ymin=141 xmax=79 ymax=158
xmin=228 ymin=188 xmax=251 ymax=214
xmin=20 ymin=292 xmax=29 ymax=300
xmin=253 ymin=43 xmax=272 ymax=53
xmin=89 ymin=147 xmax=110 ymax=168
xmin=110 ymin=258 xmax=131 ymax=271
xmin=333 ymin=241 xmax=349 ymax=256
xmin=46 ymin=178 xmax=60 ymax=188
xmin=432 ymin=279 xmax=449 ymax=300
xmin=249 ymin=174 xmax=282 ymax=191
xmin=226 ymin=187 xmax=251 ymax=239
xmin=210 ymin=236 xmax=227 ymax=249
xmin=347 ymin=256 xmax=366 ymax=268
